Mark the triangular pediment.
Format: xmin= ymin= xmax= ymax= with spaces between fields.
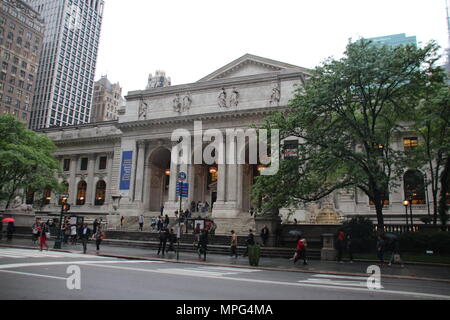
xmin=198 ymin=54 xmax=309 ymax=82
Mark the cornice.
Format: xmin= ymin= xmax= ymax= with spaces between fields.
xmin=52 ymin=135 xmax=122 ymax=146
xmin=125 ymin=70 xmax=308 ymax=101
xmin=117 ymin=106 xmax=287 ymax=131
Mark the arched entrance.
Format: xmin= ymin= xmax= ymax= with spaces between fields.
xmin=148 ymin=147 xmax=171 ymax=212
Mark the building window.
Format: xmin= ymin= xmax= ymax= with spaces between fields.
xmin=369 ymin=190 xmax=390 ymax=206
xmin=26 ymin=189 xmax=35 ymax=205
xmin=403 ymin=137 xmax=418 ymax=150
xmin=63 ymin=159 xmax=71 ymax=171
xmin=42 ymin=188 xmax=52 ymax=205
xmin=98 ymin=156 xmax=107 ymax=170
xmin=76 ymin=180 xmax=87 ymax=205
xmin=283 ymin=140 xmax=299 ymax=159
xmin=404 ymin=170 xmax=426 ymax=204
xmin=80 ymin=157 xmax=88 ymax=170
xmin=94 ymin=180 xmax=106 ymax=206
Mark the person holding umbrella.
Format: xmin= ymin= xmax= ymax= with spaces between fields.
xmin=3 ymin=218 xmax=15 ymax=242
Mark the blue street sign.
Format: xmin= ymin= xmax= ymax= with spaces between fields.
xmin=176 ymin=182 xmax=189 ymax=198
xmin=178 ymin=172 xmax=187 ymax=181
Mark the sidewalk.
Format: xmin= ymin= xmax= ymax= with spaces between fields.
xmin=1 ymin=237 xmax=449 ymax=283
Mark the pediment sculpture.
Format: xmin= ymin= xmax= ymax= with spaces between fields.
xmin=139 ymin=100 xmax=149 ymax=120
xmin=218 ymin=88 xmax=227 ymax=108
xmin=182 ymin=93 xmax=192 ymax=112
xmin=230 ymin=87 xmax=239 ymax=107
xmin=270 ymin=84 xmax=280 ymax=105
xmin=173 ymin=94 xmax=182 ymax=113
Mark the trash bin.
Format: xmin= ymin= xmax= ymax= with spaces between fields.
xmin=248 ymin=244 xmax=261 ymax=266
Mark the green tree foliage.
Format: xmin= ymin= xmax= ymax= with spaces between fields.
xmin=0 ymin=114 xmax=62 ymax=208
xmin=252 ymin=39 xmax=443 ymax=232
xmin=339 ymin=216 xmax=375 ymax=253
xmin=408 ymin=72 xmax=450 ymax=227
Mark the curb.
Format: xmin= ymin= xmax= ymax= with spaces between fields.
xmin=1 ymin=243 xmax=450 ymax=284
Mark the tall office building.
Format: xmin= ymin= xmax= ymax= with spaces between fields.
xmin=26 ymin=0 xmax=104 ymax=130
xmin=91 ymin=75 xmax=122 ymax=123
xmin=146 ymin=70 xmax=171 ymax=89
xmin=0 ymin=0 xmax=44 ymax=125
xmin=367 ymin=33 xmax=417 ymax=47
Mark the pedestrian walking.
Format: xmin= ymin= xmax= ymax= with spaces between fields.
xmin=70 ymin=224 xmax=77 ymax=245
xmin=388 ymin=238 xmax=404 ymax=267
xmin=79 ymin=223 xmax=91 ymax=254
xmin=336 ymin=231 xmax=345 ymax=263
xmin=94 ymin=226 xmax=105 ymax=255
xmin=120 ymin=216 xmax=125 ymax=230
xmin=63 ymin=223 xmax=70 ymax=244
xmin=157 ymin=227 xmax=169 ymax=256
xmin=160 ymin=206 xmax=164 ymax=216
xmin=346 ymin=234 xmax=354 ymax=263
xmin=164 ymin=214 xmax=170 ymax=228
xmin=138 ymin=214 xmax=144 ymax=231
xmin=230 ymin=230 xmax=238 ymax=258
xmin=243 ymin=229 xmax=255 ymax=257
xmin=32 ymin=219 xmax=40 ymax=244
xmin=6 ymin=222 xmax=15 ymax=242
xmin=191 ymin=201 xmax=196 ymax=213
xmin=38 ymin=222 xmax=49 ymax=251
xmin=294 ymin=236 xmax=308 ymax=265
xmin=209 ymin=220 xmax=217 ymax=245
xmin=167 ymin=228 xmax=176 ymax=253
xmin=260 ymin=225 xmax=269 ymax=246
xmin=376 ymin=235 xmax=385 ymax=265
xmin=156 ymin=216 xmax=163 ymax=232
xmin=198 ymin=229 xmax=208 ymax=261
xmin=193 ymin=223 xmax=201 ymax=247
xmin=93 ymin=219 xmax=100 ymax=235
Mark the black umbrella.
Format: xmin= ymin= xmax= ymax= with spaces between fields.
xmin=288 ymin=230 xmax=303 ymax=237
xmin=383 ymin=232 xmax=398 ymax=240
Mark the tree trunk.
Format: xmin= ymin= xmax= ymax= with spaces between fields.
xmin=438 ymin=155 xmax=450 ymax=229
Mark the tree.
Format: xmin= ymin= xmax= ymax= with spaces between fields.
xmin=252 ymin=39 xmax=443 ymax=233
xmin=0 ymin=114 xmax=62 ymax=209
xmin=409 ymin=84 xmax=450 ymax=226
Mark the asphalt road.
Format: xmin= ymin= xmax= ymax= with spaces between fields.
xmin=0 ymin=248 xmax=449 ymax=300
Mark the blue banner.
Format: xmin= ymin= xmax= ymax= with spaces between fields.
xmin=119 ymin=151 xmax=133 ymax=190
xmin=176 ymin=182 xmax=189 ymax=198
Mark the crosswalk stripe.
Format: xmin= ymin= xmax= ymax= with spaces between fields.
xmin=299 ymin=274 xmax=385 ymax=289
xmin=0 ymin=248 xmax=106 ymax=260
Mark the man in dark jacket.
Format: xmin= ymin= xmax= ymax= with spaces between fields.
xmin=79 ymin=223 xmax=91 ymax=254
xmin=243 ymin=229 xmax=255 ymax=257
xmin=198 ymin=229 xmax=208 ymax=261
xmin=6 ymin=222 xmax=15 ymax=242
xmin=157 ymin=228 xmax=169 ymax=256
xmin=260 ymin=225 xmax=269 ymax=246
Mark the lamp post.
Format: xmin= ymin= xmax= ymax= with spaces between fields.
xmin=408 ymin=196 xmax=414 ymax=229
xmin=54 ymin=194 xmax=69 ymax=249
xmin=403 ymin=200 xmax=410 ymax=231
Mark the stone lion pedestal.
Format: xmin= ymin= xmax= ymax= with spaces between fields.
xmin=321 ymin=233 xmax=337 ymax=261
xmin=254 ymin=207 xmax=281 ymax=247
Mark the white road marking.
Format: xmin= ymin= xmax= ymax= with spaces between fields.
xmin=0 ymin=248 xmax=108 ymax=260
xmin=83 ymin=263 xmax=450 ymax=300
xmin=0 ymin=269 xmax=67 ymax=280
xmin=0 ymin=260 xmax=164 ymax=270
xmin=298 ymin=274 xmax=384 ymax=289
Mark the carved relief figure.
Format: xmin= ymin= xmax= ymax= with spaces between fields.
xmin=218 ymin=88 xmax=227 ymax=108
xmin=270 ymin=84 xmax=281 ymax=105
xmin=182 ymin=92 xmax=192 ymax=112
xmin=173 ymin=94 xmax=182 ymax=113
xmin=229 ymin=87 xmax=239 ymax=107
xmin=139 ymin=100 xmax=148 ymax=120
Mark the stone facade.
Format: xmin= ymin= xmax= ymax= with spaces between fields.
xmin=35 ymin=54 xmax=434 ymax=232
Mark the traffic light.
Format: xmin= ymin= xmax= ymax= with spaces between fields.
xmin=62 ymin=203 xmax=71 ymax=212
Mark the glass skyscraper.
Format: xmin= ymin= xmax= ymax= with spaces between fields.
xmin=367 ymin=33 xmax=417 ymax=47
xmin=26 ymin=0 xmax=104 ymax=130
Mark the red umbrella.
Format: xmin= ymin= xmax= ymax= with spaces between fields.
xmin=2 ymin=218 xmax=15 ymax=223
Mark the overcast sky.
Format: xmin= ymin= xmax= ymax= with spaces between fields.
xmin=94 ymin=0 xmax=449 ymax=96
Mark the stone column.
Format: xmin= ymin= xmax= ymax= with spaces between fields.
xmin=187 ymin=163 xmax=195 ymax=206
xmin=143 ymin=163 xmax=152 ymax=211
xmin=216 ymin=164 xmax=226 ymax=203
xmin=167 ymin=154 xmax=179 ymax=202
xmin=69 ymin=155 xmax=78 ymax=205
xmin=85 ymin=154 xmax=96 ymax=206
xmin=105 ymin=152 xmax=114 ymax=206
xmin=134 ymin=140 xmax=146 ymax=202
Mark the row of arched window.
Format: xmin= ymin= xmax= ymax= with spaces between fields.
xmin=30 ymin=180 xmax=107 ymax=206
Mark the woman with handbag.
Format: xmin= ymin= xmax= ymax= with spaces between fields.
xmin=39 ymin=222 xmax=49 ymax=251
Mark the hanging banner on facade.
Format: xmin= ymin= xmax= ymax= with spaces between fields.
xmin=119 ymin=151 xmax=133 ymax=190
